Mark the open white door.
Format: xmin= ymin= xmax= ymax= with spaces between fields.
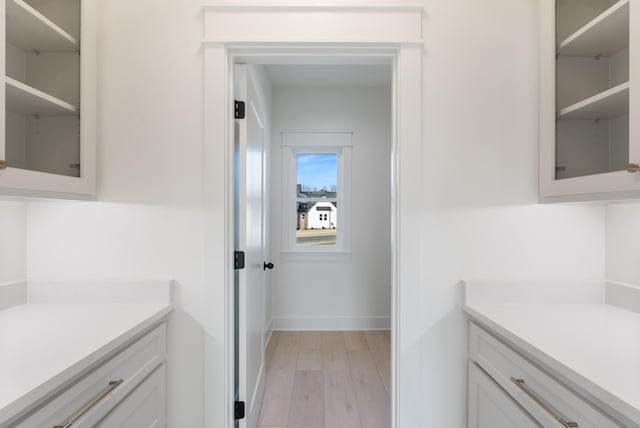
xmin=234 ymin=64 xmax=267 ymax=428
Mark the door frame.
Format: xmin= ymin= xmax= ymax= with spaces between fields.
xmin=202 ymin=5 xmax=423 ymax=427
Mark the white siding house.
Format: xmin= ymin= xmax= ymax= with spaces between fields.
xmin=307 ymin=202 xmax=337 ymax=229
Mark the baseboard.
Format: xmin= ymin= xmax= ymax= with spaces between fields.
xmin=606 ymin=281 xmax=640 ymax=314
xmin=272 ymin=316 xmax=391 ymax=331
xmin=0 ymin=280 xmax=27 ymax=311
xmin=248 ymin=361 xmax=265 ymax=428
xmin=264 ymin=318 xmax=274 ymax=348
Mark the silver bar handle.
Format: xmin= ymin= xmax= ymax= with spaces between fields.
xmin=53 ymin=379 xmax=123 ymax=428
xmin=511 ymin=377 xmax=578 ymax=428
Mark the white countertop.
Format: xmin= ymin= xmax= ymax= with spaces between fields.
xmin=0 ymin=303 xmax=171 ymax=425
xmin=465 ymin=302 xmax=640 ymax=426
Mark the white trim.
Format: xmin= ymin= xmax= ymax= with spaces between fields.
xmin=606 ymin=281 xmax=640 ymax=314
xmin=280 ymin=251 xmax=351 ymax=262
xmin=264 ymin=318 xmax=274 ymax=347
xmin=272 ymin=316 xmax=391 ymax=331
xmin=202 ymin=2 xmax=425 ymax=12
xmin=281 ymin=130 xmax=353 ymax=147
xmin=0 ymin=281 xmax=27 ymax=311
xmin=281 ymin=135 xmax=352 ymax=255
xmin=215 ymin=45 xmax=415 ymax=428
xmin=248 ymin=363 xmax=265 ymax=428
xmin=203 ymin=6 xmax=423 ymax=427
xmin=203 ymin=5 xmax=423 ymax=45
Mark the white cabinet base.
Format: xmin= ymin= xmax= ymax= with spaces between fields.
xmin=96 ymin=366 xmax=166 ymax=428
xmin=468 ymin=362 xmax=540 ymax=428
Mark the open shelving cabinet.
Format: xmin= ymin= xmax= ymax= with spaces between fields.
xmin=540 ymin=0 xmax=640 ymax=201
xmin=0 ymin=0 xmax=96 ymax=199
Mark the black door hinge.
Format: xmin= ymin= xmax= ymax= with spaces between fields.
xmin=235 ymin=100 xmax=246 ymax=119
xmin=235 ymin=401 xmax=245 ymax=420
xmin=234 ymin=251 xmax=245 ymax=270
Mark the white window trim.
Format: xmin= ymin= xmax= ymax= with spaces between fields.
xmin=281 ymin=131 xmax=353 ymax=261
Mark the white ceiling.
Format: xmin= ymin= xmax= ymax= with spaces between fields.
xmin=264 ymin=64 xmax=392 ymax=88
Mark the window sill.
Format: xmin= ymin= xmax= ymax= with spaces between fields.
xmin=280 ymin=251 xmax=352 ymax=262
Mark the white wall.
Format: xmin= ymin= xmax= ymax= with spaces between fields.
xmin=0 ymin=200 xmax=26 ymax=285
xmin=411 ymin=0 xmax=605 ymax=426
xmin=26 ymin=0 xmax=205 ymax=426
xmin=606 ymin=203 xmax=640 ymax=285
xmin=269 ymin=86 xmax=392 ymax=330
xmin=21 ymin=1 xmax=608 ymax=428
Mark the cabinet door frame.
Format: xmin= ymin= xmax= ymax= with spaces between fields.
xmin=540 ymin=0 xmax=640 ymax=202
xmin=0 ymin=0 xmax=96 ymax=200
xmin=468 ymin=362 xmax=541 ymax=428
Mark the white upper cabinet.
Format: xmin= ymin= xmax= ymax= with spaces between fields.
xmin=540 ymin=0 xmax=640 ymax=201
xmin=0 ymin=0 xmax=96 ymax=199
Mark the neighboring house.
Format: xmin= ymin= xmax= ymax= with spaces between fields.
xmin=297 ymin=207 xmax=308 ymax=230
xmin=307 ymin=201 xmax=337 ymax=229
xmin=297 ymin=185 xmax=338 ymax=230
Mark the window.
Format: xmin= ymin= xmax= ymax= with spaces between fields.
xmin=297 ymin=153 xmax=337 ymax=245
xmin=282 ymin=132 xmax=352 ymax=259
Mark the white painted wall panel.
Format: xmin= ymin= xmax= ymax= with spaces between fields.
xmin=270 ymin=86 xmax=392 ymax=329
xmin=0 ymin=201 xmax=26 ymax=285
xmin=25 ymin=0 xmax=206 ymax=426
xmin=416 ymin=0 xmax=606 ymax=426
xmin=26 ymin=202 xmax=205 ymax=426
xmin=606 ymin=203 xmax=640 ymax=285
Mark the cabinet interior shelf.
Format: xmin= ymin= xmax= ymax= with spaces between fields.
xmin=558 ymin=0 xmax=629 ymax=57
xmin=6 ymin=0 xmax=77 ymax=53
xmin=5 ymin=77 xmax=79 ymax=116
xmin=558 ymin=81 xmax=629 ymax=120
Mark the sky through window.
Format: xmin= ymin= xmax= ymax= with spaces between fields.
xmin=296 ymin=154 xmax=337 ymax=192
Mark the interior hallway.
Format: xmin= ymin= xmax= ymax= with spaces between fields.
xmin=258 ymin=331 xmax=391 ymax=428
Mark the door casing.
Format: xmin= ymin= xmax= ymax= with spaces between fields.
xmin=202 ymin=6 xmax=423 ymax=427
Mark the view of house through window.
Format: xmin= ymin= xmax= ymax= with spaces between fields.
xmin=296 ymin=153 xmax=337 ymax=246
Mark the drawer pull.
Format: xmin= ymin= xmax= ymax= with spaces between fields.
xmin=511 ymin=377 xmax=578 ymax=428
xmin=53 ymin=379 xmax=123 ymax=428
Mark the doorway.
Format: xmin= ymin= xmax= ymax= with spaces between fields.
xmin=234 ymin=63 xmax=393 ymax=427
xmin=234 ymin=60 xmax=394 ymax=428
xmin=202 ymin=8 xmax=424 ymax=424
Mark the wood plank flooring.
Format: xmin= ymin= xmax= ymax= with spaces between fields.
xmin=258 ymin=331 xmax=390 ymax=428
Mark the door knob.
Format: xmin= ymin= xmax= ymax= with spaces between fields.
xmin=628 ymin=163 xmax=640 ymax=173
xmin=263 ymin=262 xmax=274 ymax=270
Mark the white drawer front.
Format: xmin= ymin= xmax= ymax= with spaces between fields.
xmin=470 ymin=322 xmax=623 ymax=428
xmin=468 ymin=361 xmax=541 ymax=428
xmin=96 ymin=365 xmax=166 ymax=428
xmin=17 ymin=323 xmax=166 ymax=428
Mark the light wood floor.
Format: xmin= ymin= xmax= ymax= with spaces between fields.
xmin=258 ymin=330 xmax=391 ymax=428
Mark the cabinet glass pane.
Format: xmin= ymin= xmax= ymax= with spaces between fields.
xmin=5 ymin=0 xmax=81 ymax=177
xmin=555 ymin=0 xmax=630 ymax=179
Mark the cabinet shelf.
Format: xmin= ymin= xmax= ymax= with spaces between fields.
xmin=558 ymin=82 xmax=629 ymax=120
xmin=6 ymin=0 xmax=77 ymax=52
xmin=558 ymin=0 xmax=629 ymax=57
xmin=6 ymin=77 xmax=78 ymax=116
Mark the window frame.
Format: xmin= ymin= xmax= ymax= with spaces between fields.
xmin=281 ymin=131 xmax=353 ymax=261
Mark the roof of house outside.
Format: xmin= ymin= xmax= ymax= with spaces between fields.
xmin=297 ymin=201 xmax=338 ymax=213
